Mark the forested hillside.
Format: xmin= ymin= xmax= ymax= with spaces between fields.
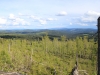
xmin=0 ymin=28 xmax=97 ymax=40
xmin=0 ymin=35 xmax=97 ymax=75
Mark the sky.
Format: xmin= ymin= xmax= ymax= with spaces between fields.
xmin=0 ymin=0 xmax=100 ymax=29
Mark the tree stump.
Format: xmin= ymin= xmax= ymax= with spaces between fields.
xmin=71 ymin=62 xmax=79 ymax=75
xmin=70 ymin=61 xmax=88 ymax=75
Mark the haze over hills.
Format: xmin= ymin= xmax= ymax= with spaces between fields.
xmin=0 ymin=28 xmax=97 ymax=33
xmin=0 ymin=28 xmax=97 ymax=39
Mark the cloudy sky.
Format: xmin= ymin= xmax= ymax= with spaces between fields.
xmin=0 ymin=0 xmax=100 ymax=29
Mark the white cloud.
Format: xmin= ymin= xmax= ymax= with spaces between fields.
xmin=9 ymin=14 xmax=15 ymax=19
xmin=39 ymin=17 xmax=58 ymax=24
xmin=46 ymin=18 xmax=57 ymax=21
xmin=39 ymin=19 xmax=47 ymax=25
xmin=8 ymin=14 xmax=30 ymax=25
xmin=47 ymin=18 xmax=54 ymax=21
xmin=30 ymin=15 xmax=47 ymax=25
xmin=57 ymin=11 xmax=67 ymax=16
xmin=30 ymin=15 xmax=40 ymax=21
xmin=0 ymin=18 xmax=7 ymax=24
xmin=81 ymin=16 xmax=96 ymax=22
xmin=81 ymin=11 xmax=100 ymax=22
xmin=12 ymin=18 xmax=30 ymax=25
xmin=71 ymin=11 xmax=99 ymax=27
xmin=86 ymin=11 xmax=100 ymax=17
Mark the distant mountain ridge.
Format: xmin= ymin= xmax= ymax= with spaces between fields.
xmin=0 ymin=28 xmax=97 ymax=39
xmin=0 ymin=28 xmax=97 ymax=32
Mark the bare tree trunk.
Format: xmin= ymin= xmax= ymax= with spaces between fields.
xmin=71 ymin=61 xmax=79 ymax=75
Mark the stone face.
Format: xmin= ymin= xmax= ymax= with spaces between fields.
xmin=98 ymin=17 xmax=100 ymax=20
xmin=98 ymin=17 xmax=100 ymax=75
